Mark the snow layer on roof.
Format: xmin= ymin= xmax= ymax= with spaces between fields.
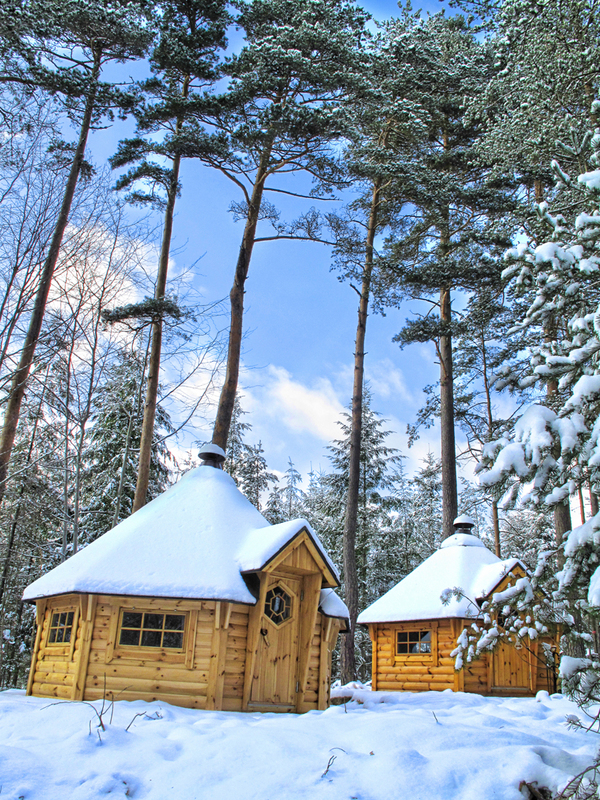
xmin=357 ymin=534 xmax=522 ymax=624
xmin=237 ymin=518 xmax=339 ymax=581
xmin=319 ymin=588 xmax=349 ymax=619
xmin=23 ymin=468 xmax=337 ymax=604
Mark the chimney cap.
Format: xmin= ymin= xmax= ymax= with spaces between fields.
xmin=453 ymin=514 xmax=475 ymax=529
xmin=199 ymin=442 xmax=226 ymax=466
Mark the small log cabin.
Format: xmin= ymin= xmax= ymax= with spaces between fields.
xmin=23 ymin=449 xmax=348 ymax=713
xmin=358 ymin=518 xmax=558 ymax=696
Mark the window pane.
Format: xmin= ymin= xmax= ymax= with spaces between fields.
xmin=49 ymin=629 xmax=57 ymax=643
xmin=164 ymin=615 xmax=185 ymax=631
xmin=66 ymin=612 xmax=74 ymax=626
xmin=163 ymin=632 xmax=184 ymax=649
xmin=51 ymin=613 xmax=60 ymax=627
xmin=144 ymin=614 xmax=163 ymax=630
xmin=141 ymin=630 xmax=161 ymax=647
xmin=122 ymin=612 xmax=142 ymax=629
xmin=64 ymin=629 xmax=71 ymax=643
xmin=119 ymin=629 xmax=140 ymax=646
xmin=56 ymin=628 xmax=65 ymax=643
xmin=59 ymin=612 xmax=67 ymax=626
xmin=408 ymin=631 xmax=420 ymax=642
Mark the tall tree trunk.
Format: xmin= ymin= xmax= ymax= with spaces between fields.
xmin=132 ymin=80 xmax=190 ymax=513
xmin=340 ymin=177 xmax=381 ymax=685
xmin=0 ymin=364 xmax=49 ymax=607
xmin=115 ymin=339 xmax=149 ymax=526
xmin=131 ymin=161 xmax=180 ymax=512
xmin=590 ymin=482 xmax=599 ymax=517
xmin=212 ymin=138 xmax=274 ymax=450
xmin=480 ymin=322 xmax=500 ymax=554
xmin=492 ymin=500 xmax=501 ymax=558
xmin=439 ymin=284 xmax=458 ymax=538
xmin=0 ymin=58 xmax=101 ymax=508
xmin=554 ymin=502 xmax=571 ymax=570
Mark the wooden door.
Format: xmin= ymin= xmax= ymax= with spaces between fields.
xmin=491 ymin=639 xmax=531 ymax=693
xmin=249 ymin=573 xmax=300 ymax=711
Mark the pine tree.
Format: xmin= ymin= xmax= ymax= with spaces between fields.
xmin=207 ymin=0 xmax=370 ymax=450
xmin=383 ymin=14 xmax=517 ymax=539
xmin=110 ymin=0 xmax=229 ymax=511
xmin=328 ymin=10 xmax=435 ymax=682
xmin=478 ymin=111 xmax=600 ymax=530
xmin=409 ymin=452 xmax=443 ymax=559
xmin=325 ymin=390 xmax=402 ymax=680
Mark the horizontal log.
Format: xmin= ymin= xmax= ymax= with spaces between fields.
xmin=376 ymin=681 xmax=452 ymax=692
xmin=31 ymin=682 xmax=72 ymax=699
xmin=223 ymin=663 xmax=245 ymax=677
xmin=34 ymin=671 xmax=74 ymax=686
xmin=84 ymin=687 xmax=208 ymax=709
xmin=34 ymin=660 xmax=77 ymax=675
xmin=376 ymin=671 xmax=452 ymax=682
xmin=85 ymin=675 xmax=209 ymax=695
xmin=88 ymin=664 xmax=210 ymax=682
xmin=87 ymin=651 xmax=211 ymax=671
xmin=376 ymin=663 xmax=437 ymax=673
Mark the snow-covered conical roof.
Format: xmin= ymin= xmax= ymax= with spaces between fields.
xmin=357 ymin=533 xmax=523 ymax=624
xmin=24 ymin=467 xmax=340 ymax=605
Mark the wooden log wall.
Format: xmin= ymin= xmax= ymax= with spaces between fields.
xmin=369 ymin=618 xmax=559 ymax=697
xmin=370 ymin=620 xmax=456 ymax=693
xmin=30 ymin=594 xmax=83 ymax=699
xmin=83 ymin=596 xmax=248 ymax=710
xmin=29 ymin=592 xmax=344 ymax=712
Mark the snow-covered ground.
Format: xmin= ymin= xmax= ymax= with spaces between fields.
xmin=0 ymin=687 xmax=597 ymax=799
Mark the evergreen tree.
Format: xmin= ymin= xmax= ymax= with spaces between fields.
xmin=409 ymin=452 xmax=443 ymax=559
xmin=478 ymin=112 xmax=600 ymax=531
xmin=283 ymin=458 xmax=304 ymax=519
xmin=383 ymin=14 xmax=517 ymax=539
xmin=222 ymin=394 xmax=252 ymax=484
xmin=0 ymin=0 xmax=153 ymax=508
xmin=325 ymin=390 xmax=402 ymax=680
xmin=264 ymin=483 xmax=286 ymax=525
xmin=207 ymin=0 xmax=370 ymax=451
xmin=237 ymin=441 xmax=277 ymax=512
xmin=81 ymin=348 xmax=173 ymax=543
xmin=110 ymin=0 xmax=229 ymax=511
xmin=328 ymin=10 xmax=434 ymax=682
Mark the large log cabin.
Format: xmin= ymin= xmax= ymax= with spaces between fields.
xmin=358 ymin=518 xmax=558 ymax=696
xmin=23 ymin=448 xmax=348 ymax=713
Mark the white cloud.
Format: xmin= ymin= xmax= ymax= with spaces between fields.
xmin=367 ymin=358 xmax=416 ymax=404
xmin=245 ymin=365 xmax=345 ymax=441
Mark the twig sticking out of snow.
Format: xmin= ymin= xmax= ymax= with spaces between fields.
xmin=321 ymin=748 xmax=346 ymax=778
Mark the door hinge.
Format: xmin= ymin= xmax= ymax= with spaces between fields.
xmin=295 ymin=681 xmax=300 ymax=693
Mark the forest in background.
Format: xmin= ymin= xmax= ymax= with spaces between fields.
xmin=0 ymin=0 xmax=599 ymax=734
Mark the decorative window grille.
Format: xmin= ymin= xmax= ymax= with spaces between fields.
xmin=264 ymin=586 xmax=292 ymax=625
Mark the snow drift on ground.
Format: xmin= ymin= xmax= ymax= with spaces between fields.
xmin=0 ymin=688 xmax=596 ymax=800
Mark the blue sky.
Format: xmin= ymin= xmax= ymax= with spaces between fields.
xmin=90 ymin=0 xmax=458 ymax=486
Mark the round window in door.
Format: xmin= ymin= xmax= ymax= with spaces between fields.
xmin=264 ymin=585 xmax=292 ymax=625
